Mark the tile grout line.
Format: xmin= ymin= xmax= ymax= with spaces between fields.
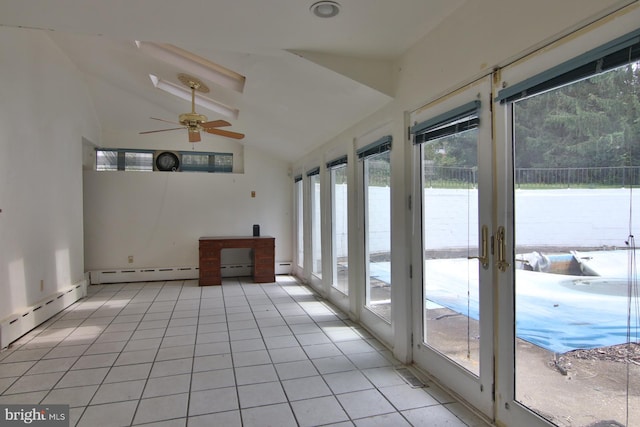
xmin=266 ymin=278 xmax=341 ymax=425
xmin=224 ymin=277 xmax=245 ymax=426
xmin=76 ymin=281 xmax=166 ymax=425
xmin=256 ymin=277 xmax=360 ymax=425
xmin=36 ymin=283 xmax=140 ymax=415
xmin=1 ymin=277 xmax=477 ymax=427
xmin=4 ymin=283 xmax=130 ymax=421
xmin=85 ymin=280 xmax=180 ymax=425
xmin=277 ymin=278 xmax=420 ymax=426
xmin=257 ymin=279 xmax=304 ymax=426
xmin=183 ymin=278 xmax=203 ymax=427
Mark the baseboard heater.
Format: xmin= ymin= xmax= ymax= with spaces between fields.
xmin=275 ymin=262 xmax=292 ymax=275
xmin=90 ymin=266 xmax=200 ymax=284
xmin=90 ymin=261 xmax=293 ymax=285
xmin=0 ymin=280 xmax=87 ymax=349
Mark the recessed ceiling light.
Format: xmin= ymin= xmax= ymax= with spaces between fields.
xmin=310 ymin=1 xmax=341 ymax=18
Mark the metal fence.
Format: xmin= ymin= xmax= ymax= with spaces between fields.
xmin=515 ymin=166 xmax=640 ymax=188
xmin=423 ymin=165 xmax=640 ymax=188
xmin=424 ymin=165 xmax=477 ymax=188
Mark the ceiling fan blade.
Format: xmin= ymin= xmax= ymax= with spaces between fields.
xmin=139 ymin=127 xmax=184 ymax=134
xmin=150 ymin=117 xmax=182 ymax=126
xmin=201 ymin=119 xmax=232 ymax=129
xmin=189 ymin=130 xmax=201 ymax=143
xmin=205 ymin=128 xmax=245 ymax=140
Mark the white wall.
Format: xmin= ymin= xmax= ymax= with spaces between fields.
xmin=0 ymin=28 xmax=100 ymax=321
xmin=333 ymin=188 xmax=639 ymax=253
xmin=83 ymin=143 xmax=292 ymax=270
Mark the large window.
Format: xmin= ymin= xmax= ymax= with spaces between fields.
xmin=329 ymin=157 xmax=349 ymax=294
xmin=181 ymin=152 xmax=233 ymax=172
xmin=96 ymin=150 xmax=153 ymax=171
xmin=96 ymin=149 xmax=233 ymax=173
xmin=360 ymin=137 xmax=392 ymax=322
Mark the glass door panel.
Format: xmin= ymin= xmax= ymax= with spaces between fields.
xmin=422 ymin=127 xmax=480 ymax=375
xmin=310 ymin=173 xmax=322 ymax=278
xmin=511 ymin=61 xmax=640 ymax=427
xmin=364 ymin=150 xmax=391 ymax=322
xmin=412 ymin=76 xmax=493 ymax=417
xmin=295 ymin=178 xmax=304 ymax=270
xmin=331 ymin=165 xmax=349 ymax=294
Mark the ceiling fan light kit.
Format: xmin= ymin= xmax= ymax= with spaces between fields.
xmin=188 ymin=128 xmax=201 ymax=143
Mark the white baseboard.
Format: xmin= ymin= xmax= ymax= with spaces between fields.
xmin=89 ymin=266 xmax=199 ymax=284
xmin=90 ymin=261 xmax=293 ymax=284
xmin=0 ymin=280 xmax=87 ymax=349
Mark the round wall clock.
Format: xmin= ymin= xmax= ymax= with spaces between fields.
xmin=155 ymin=151 xmax=180 ymax=171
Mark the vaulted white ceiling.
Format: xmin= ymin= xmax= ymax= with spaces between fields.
xmin=0 ymin=0 xmax=466 ymax=161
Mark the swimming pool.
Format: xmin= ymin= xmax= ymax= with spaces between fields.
xmin=372 ymin=251 xmax=639 ymax=354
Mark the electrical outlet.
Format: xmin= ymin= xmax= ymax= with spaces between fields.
xmin=128 ymin=255 xmax=134 ymax=263
xmin=251 ymin=191 xmax=256 ymax=198
xmin=40 ymin=280 xmax=44 ymax=292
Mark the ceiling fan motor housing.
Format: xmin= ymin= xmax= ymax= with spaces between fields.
xmin=179 ymin=112 xmax=208 ymax=127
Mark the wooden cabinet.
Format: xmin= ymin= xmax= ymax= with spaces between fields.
xmin=199 ymin=236 xmax=275 ymax=286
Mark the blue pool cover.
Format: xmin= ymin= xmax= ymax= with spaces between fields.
xmin=371 ymin=251 xmax=639 ymax=354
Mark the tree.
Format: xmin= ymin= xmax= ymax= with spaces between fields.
xmin=514 ymin=63 xmax=640 ymax=171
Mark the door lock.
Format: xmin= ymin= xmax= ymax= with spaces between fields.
xmin=468 ymin=225 xmax=489 ymax=269
xmin=496 ymin=226 xmax=510 ymax=272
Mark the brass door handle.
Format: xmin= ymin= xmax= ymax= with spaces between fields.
xmin=496 ymin=226 xmax=510 ymax=272
xmin=468 ymin=225 xmax=489 ymax=269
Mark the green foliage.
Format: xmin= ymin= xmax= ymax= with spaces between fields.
xmin=514 ymin=63 xmax=640 ymax=170
xmin=423 ymin=62 xmax=640 ymax=188
xmin=366 ymin=152 xmax=391 ymax=187
xmin=423 ymin=129 xmax=478 ymax=168
xmin=420 ymin=62 xmax=640 ymax=188
xmin=331 ymin=165 xmax=348 ymax=185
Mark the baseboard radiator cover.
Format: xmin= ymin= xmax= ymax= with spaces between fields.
xmin=90 ymin=266 xmax=200 ymax=284
xmin=90 ymin=262 xmax=293 ymax=285
xmin=0 ymin=280 xmax=87 ymax=349
xmin=275 ymin=261 xmax=293 ymax=275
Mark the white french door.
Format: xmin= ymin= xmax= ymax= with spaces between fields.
xmin=411 ymin=8 xmax=640 ymax=426
xmin=411 ymin=75 xmax=495 ymax=417
xmin=494 ymin=8 xmax=640 ymax=426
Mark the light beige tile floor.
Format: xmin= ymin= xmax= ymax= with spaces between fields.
xmin=0 ymin=276 xmax=489 ymax=426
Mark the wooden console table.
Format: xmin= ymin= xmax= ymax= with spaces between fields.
xmin=199 ymin=236 xmax=275 ymax=286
